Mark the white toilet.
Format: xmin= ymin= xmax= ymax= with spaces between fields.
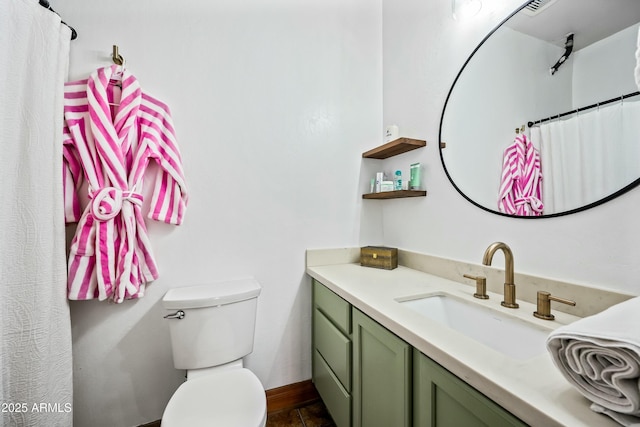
xmin=161 ymin=278 xmax=267 ymax=427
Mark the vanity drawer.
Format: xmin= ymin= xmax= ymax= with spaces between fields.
xmin=313 ymin=349 xmax=351 ymax=427
xmin=314 ymin=308 xmax=351 ymax=391
xmin=313 ymin=280 xmax=351 ymax=335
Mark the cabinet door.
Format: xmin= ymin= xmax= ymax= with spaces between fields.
xmin=413 ymin=349 xmax=528 ymax=427
xmin=352 ymin=309 xmax=411 ymax=427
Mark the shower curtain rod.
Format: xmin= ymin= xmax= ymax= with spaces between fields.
xmin=527 ymin=90 xmax=640 ymax=128
xmin=38 ymin=0 xmax=77 ymax=40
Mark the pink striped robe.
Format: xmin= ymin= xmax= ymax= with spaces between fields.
xmin=63 ymin=65 xmax=188 ymax=303
xmin=498 ymin=134 xmax=543 ymax=216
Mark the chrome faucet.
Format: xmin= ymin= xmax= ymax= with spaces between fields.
xmin=482 ymin=242 xmax=519 ymax=308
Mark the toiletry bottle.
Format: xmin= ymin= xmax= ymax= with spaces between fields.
xmin=375 ymin=172 xmax=384 ymax=193
xmin=410 ymin=163 xmax=421 ymax=190
xmin=385 ymin=125 xmax=399 ymax=142
xmin=394 ymin=170 xmax=402 ymax=191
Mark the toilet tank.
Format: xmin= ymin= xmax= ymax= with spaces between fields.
xmin=162 ymin=278 xmax=261 ymax=370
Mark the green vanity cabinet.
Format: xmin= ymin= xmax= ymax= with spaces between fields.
xmin=352 ymin=308 xmax=412 ymax=427
xmin=413 ymin=349 xmax=528 ymax=427
xmin=312 ymin=280 xmax=411 ymax=427
xmin=312 ymin=279 xmax=525 ymax=427
xmin=312 ymin=280 xmax=352 ymax=427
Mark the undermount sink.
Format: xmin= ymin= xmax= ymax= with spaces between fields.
xmin=398 ymin=293 xmax=551 ymax=360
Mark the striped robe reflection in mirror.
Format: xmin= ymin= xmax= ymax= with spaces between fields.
xmin=498 ymin=134 xmax=543 ymax=216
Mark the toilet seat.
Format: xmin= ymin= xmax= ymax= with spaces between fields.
xmin=161 ymin=368 xmax=266 ymax=427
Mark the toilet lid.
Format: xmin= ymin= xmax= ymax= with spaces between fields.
xmin=162 ymin=368 xmax=266 ymax=427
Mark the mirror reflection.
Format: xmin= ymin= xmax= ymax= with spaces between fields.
xmin=440 ymin=0 xmax=640 ymax=217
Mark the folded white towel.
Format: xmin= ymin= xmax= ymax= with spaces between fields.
xmin=547 ymin=297 xmax=640 ymax=420
xmin=592 ymin=403 xmax=640 ymax=427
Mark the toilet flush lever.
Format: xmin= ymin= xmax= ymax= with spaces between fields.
xmin=164 ymin=310 xmax=185 ymax=320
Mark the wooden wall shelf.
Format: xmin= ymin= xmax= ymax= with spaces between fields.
xmin=363 ymin=190 xmax=427 ymax=200
xmin=362 ymin=137 xmax=426 ymax=159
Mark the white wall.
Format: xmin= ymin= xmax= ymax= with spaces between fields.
xmin=573 ymin=23 xmax=640 ymax=107
xmin=381 ymin=0 xmax=640 ymax=296
xmin=56 ymin=1 xmax=382 ymax=426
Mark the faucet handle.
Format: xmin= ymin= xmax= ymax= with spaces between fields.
xmin=463 ymin=274 xmax=489 ymax=299
xmin=534 ymin=291 xmax=576 ymax=320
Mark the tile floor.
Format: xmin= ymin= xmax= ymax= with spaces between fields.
xmin=266 ymin=399 xmax=336 ymax=427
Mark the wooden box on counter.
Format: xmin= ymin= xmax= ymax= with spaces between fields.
xmin=360 ymin=246 xmax=398 ymax=270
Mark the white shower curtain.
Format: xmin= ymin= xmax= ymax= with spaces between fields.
xmin=0 ymin=1 xmax=73 ymax=426
xmin=531 ymin=99 xmax=640 ymax=214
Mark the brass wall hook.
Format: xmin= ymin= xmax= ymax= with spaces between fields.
xmin=112 ymin=45 xmax=124 ymax=66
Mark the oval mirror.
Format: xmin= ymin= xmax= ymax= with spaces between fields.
xmin=440 ymin=0 xmax=640 ymax=218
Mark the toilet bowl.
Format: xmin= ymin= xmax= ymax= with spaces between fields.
xmin=162 ymin=368 xmax=266 ymax=427
xmin=161 ymin=279 xmax=266 ymax=427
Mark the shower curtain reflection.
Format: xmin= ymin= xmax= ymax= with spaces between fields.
xmin=531 ymin=99 xmax=640 ymax=214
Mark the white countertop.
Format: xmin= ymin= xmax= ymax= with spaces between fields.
xmin=306 ymin=263 xmax=619 ymax=427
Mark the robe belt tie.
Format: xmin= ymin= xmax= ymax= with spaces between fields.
xmin=89 ymin=186 xmax=143 ymax=302
xmin=90 ymin=187 xmax=143 ymax=221
xmin=514 ymin=196 xmax=544 ymax=212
